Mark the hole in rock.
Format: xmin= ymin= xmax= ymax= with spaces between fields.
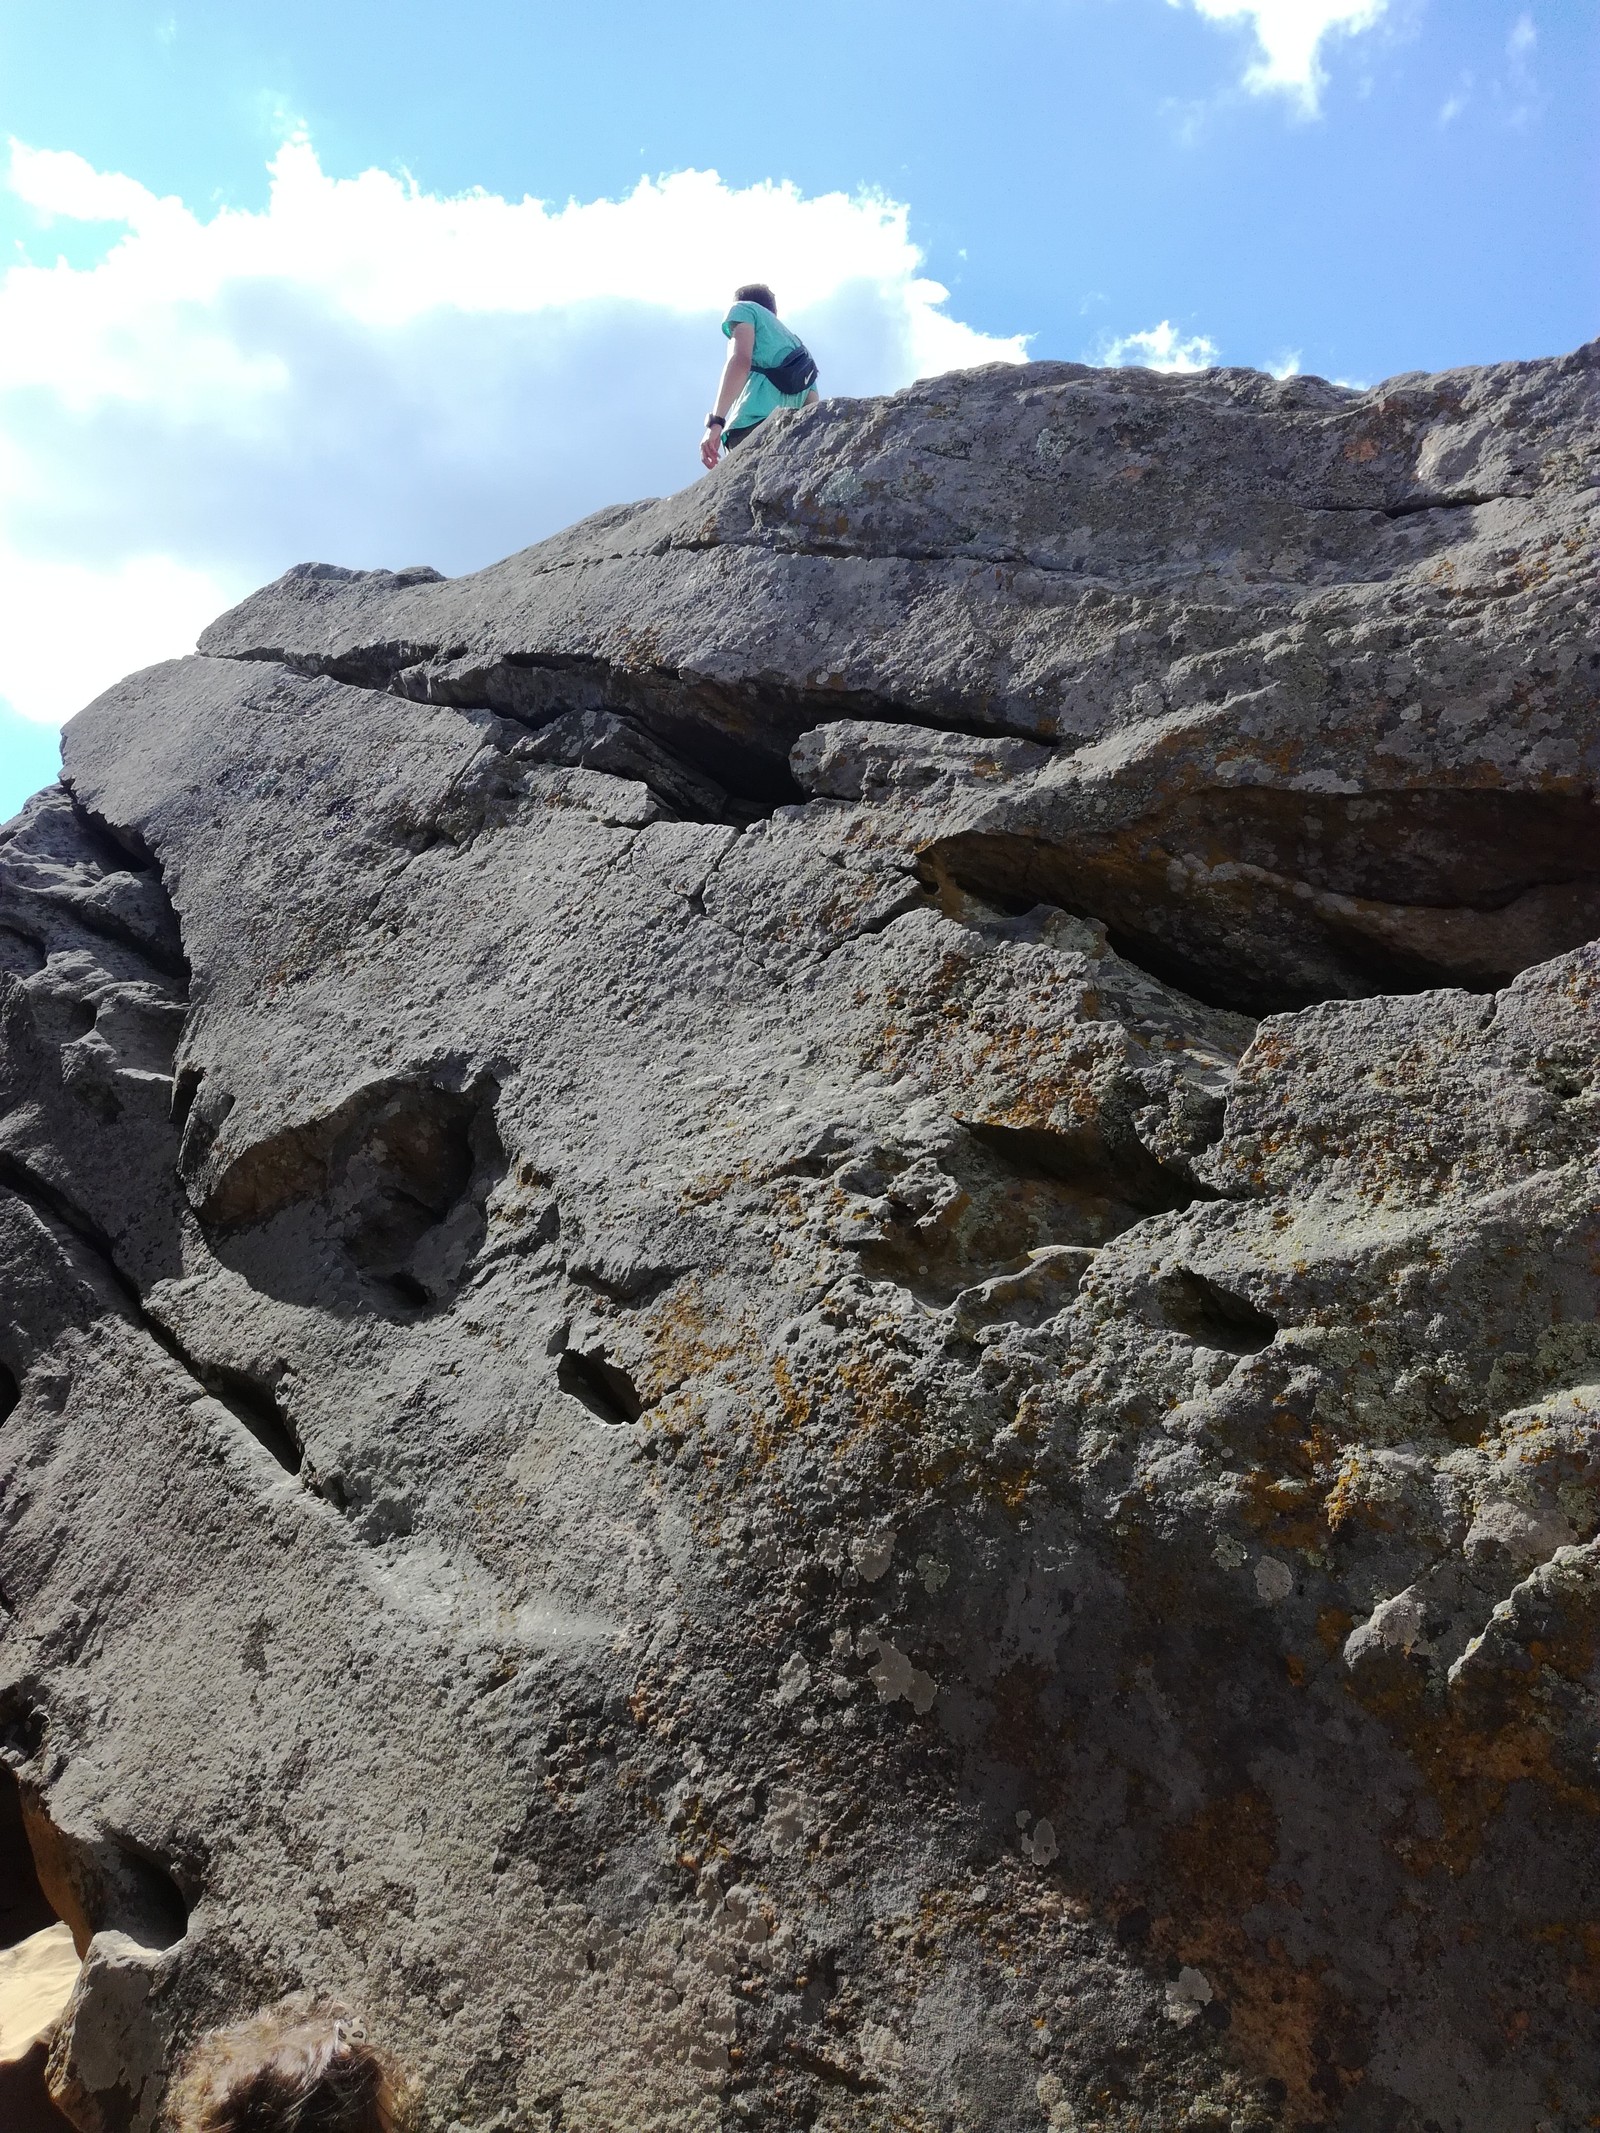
xmin=30 ymin=998 xmax=97 ymax=1048
xmin=200 ymin=1363 xmax=302 ymax=1475
xmin=510 ymin=708 xmax=733 ymax=824
xmin=340 ymin=1083 xmax=504 ymax=1307
xmin=1156 ymin=1269 xmax=1277 ymax=1355
xmin=0 ymin=1363 xmax=18 ymax=1426
xmin=0 ymin=1695 xmax=44 ymax=1764
xmin=965 ymin=1120 xmax=1202 ymax=1215
xmin=56 ymin=793 xmax=190 ymax=984
xmin=558 ymin=1348 xmax=644 ymax=1426
xmin=566 ymin=1253 xmax=683 ymax=1308
xmin=419 ymin=653 xmax=807 ymax=814
xmin=923 ymin=787 xmax=1600 ymax=1016
xmin=104 ymin=1839 xmax=190 ymax=1954
xmin=0 ymin=1768 xmax=76 ymax=2133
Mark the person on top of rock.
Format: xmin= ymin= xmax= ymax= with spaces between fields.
xmin=699 ymin=282 xmax=819 ymax=468
xmin=168 ymin=1998 xmax=412 ymax=2133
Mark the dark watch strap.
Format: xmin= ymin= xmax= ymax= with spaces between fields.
xmin=706 ymin=414 xmax=726 ymax=428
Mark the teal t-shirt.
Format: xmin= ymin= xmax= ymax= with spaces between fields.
xmin=722 ymin=301 xmax=812 ymax=434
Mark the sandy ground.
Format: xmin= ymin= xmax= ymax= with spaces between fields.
xmin=0 ymin=1922 xmax=79 ymax=2063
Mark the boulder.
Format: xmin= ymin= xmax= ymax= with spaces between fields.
xmin=0 ymin=341 xmax=1596 ymax=2131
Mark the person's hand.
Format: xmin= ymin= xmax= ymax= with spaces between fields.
xmin=699 ymin=426 xmax=722 ymax=471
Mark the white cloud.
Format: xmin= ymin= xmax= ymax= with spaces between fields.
xmin=1266 ymin=350 xmax=1303 ymax=379
xmin=0 ymin=136 xmax=1026 ymax=730
xmin=1097 ymin=320 xmax=1221 ymax=372
xmin=0 ymin=553 xmax=224 ymax=733
xmin=1502 ymin=10 xmax=1540 ymax=124
xmin=1170 ymin=0 xmax=1388 ymax=112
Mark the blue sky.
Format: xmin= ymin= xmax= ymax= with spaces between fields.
xmin=0 ymin=0 xmax=1594 ymax=817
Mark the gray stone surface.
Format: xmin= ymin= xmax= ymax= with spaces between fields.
xmin=0 ymin=341 xmax=1596 ymax=2133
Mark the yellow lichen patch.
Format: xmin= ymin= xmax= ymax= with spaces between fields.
xmin=1322 ymin=1452 xmax=1400 ymax=1537
xmin=831 ymin=1345 xmax=929 ymax=1456
xmin=739 ymin=1353 xmax=816 ymax=1477
xmin=676 ymin=1158 xmax=760 ymax=1208
xmin=638 ymin=1278 xmax=746 ymax=1396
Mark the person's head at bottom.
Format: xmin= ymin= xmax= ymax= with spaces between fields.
xmin=169 ymin=1998 xmax=411 ymax=2133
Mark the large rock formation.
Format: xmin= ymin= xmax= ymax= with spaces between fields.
xmin=0 ymin=341 xmax=1597 ymax=2133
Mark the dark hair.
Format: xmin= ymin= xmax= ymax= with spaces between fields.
xmin=169 ymin=2001 xmax=413 ymax=2133
xmin=733 ymin=282 xmax=777 ymax=315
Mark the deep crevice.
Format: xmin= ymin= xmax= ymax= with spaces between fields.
xmin=170 ymin=1063 xmax=202 ymax=1133
xmin=0 ymin=1764 xmax=58 ymax=1948
xmin=196 ymin=1363 xmax=302 ymax=1475
xmin=53 ymin=790 xmax=190 ymax=985
xmin=0 ymin=1155 xmax=300 ymax=1476
xmin=1315 ymin=491 xmax=1504 ymax=519
xmin=212 ymin=641 xmax=1055 ymax=816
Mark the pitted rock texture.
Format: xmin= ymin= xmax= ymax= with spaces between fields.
xmin=0 ymin=342 xmax=1597 ymax=2133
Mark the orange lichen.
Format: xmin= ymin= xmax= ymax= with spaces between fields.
xmin=1158 ymin=1786 xmax=1366 ymax=2121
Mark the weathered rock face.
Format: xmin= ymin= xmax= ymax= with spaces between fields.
xmin=0 ymin=342 xmax=1597 ymax=2133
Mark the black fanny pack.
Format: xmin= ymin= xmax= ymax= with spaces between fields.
xmin=754 ymin=339 xmax=819 ymax=396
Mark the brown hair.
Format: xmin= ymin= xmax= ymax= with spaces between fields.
xmin=168 ymin=1999 xmax=412 ymax=2133
xmin=733 ymin=282 xmax=777 ymax=314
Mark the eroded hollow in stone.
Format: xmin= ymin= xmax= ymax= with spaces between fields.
xmin=1156 ymin=1268 xmax=1278 ymax=1354
xmin=15 ymin=1781 xmax=189 ymax=1958
xmin=192 ymin=1075 xmax=506 ymax=1313
xmin=923 ymin=787 xmax=1600 ymax=1015
xmin=373 ymin=641 xmax=1044 ymax=818
xmin=0 ymin=928 xmax=45 ymax=979
xmin=856 ymin=1119 xmax=1211 ymax=1307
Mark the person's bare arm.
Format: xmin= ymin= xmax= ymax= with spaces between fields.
xmin=700 ymin=322 xmax=754 ymax=469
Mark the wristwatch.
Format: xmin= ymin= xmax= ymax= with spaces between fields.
xmin=706 ymin=414 xmax=725 ymax=429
